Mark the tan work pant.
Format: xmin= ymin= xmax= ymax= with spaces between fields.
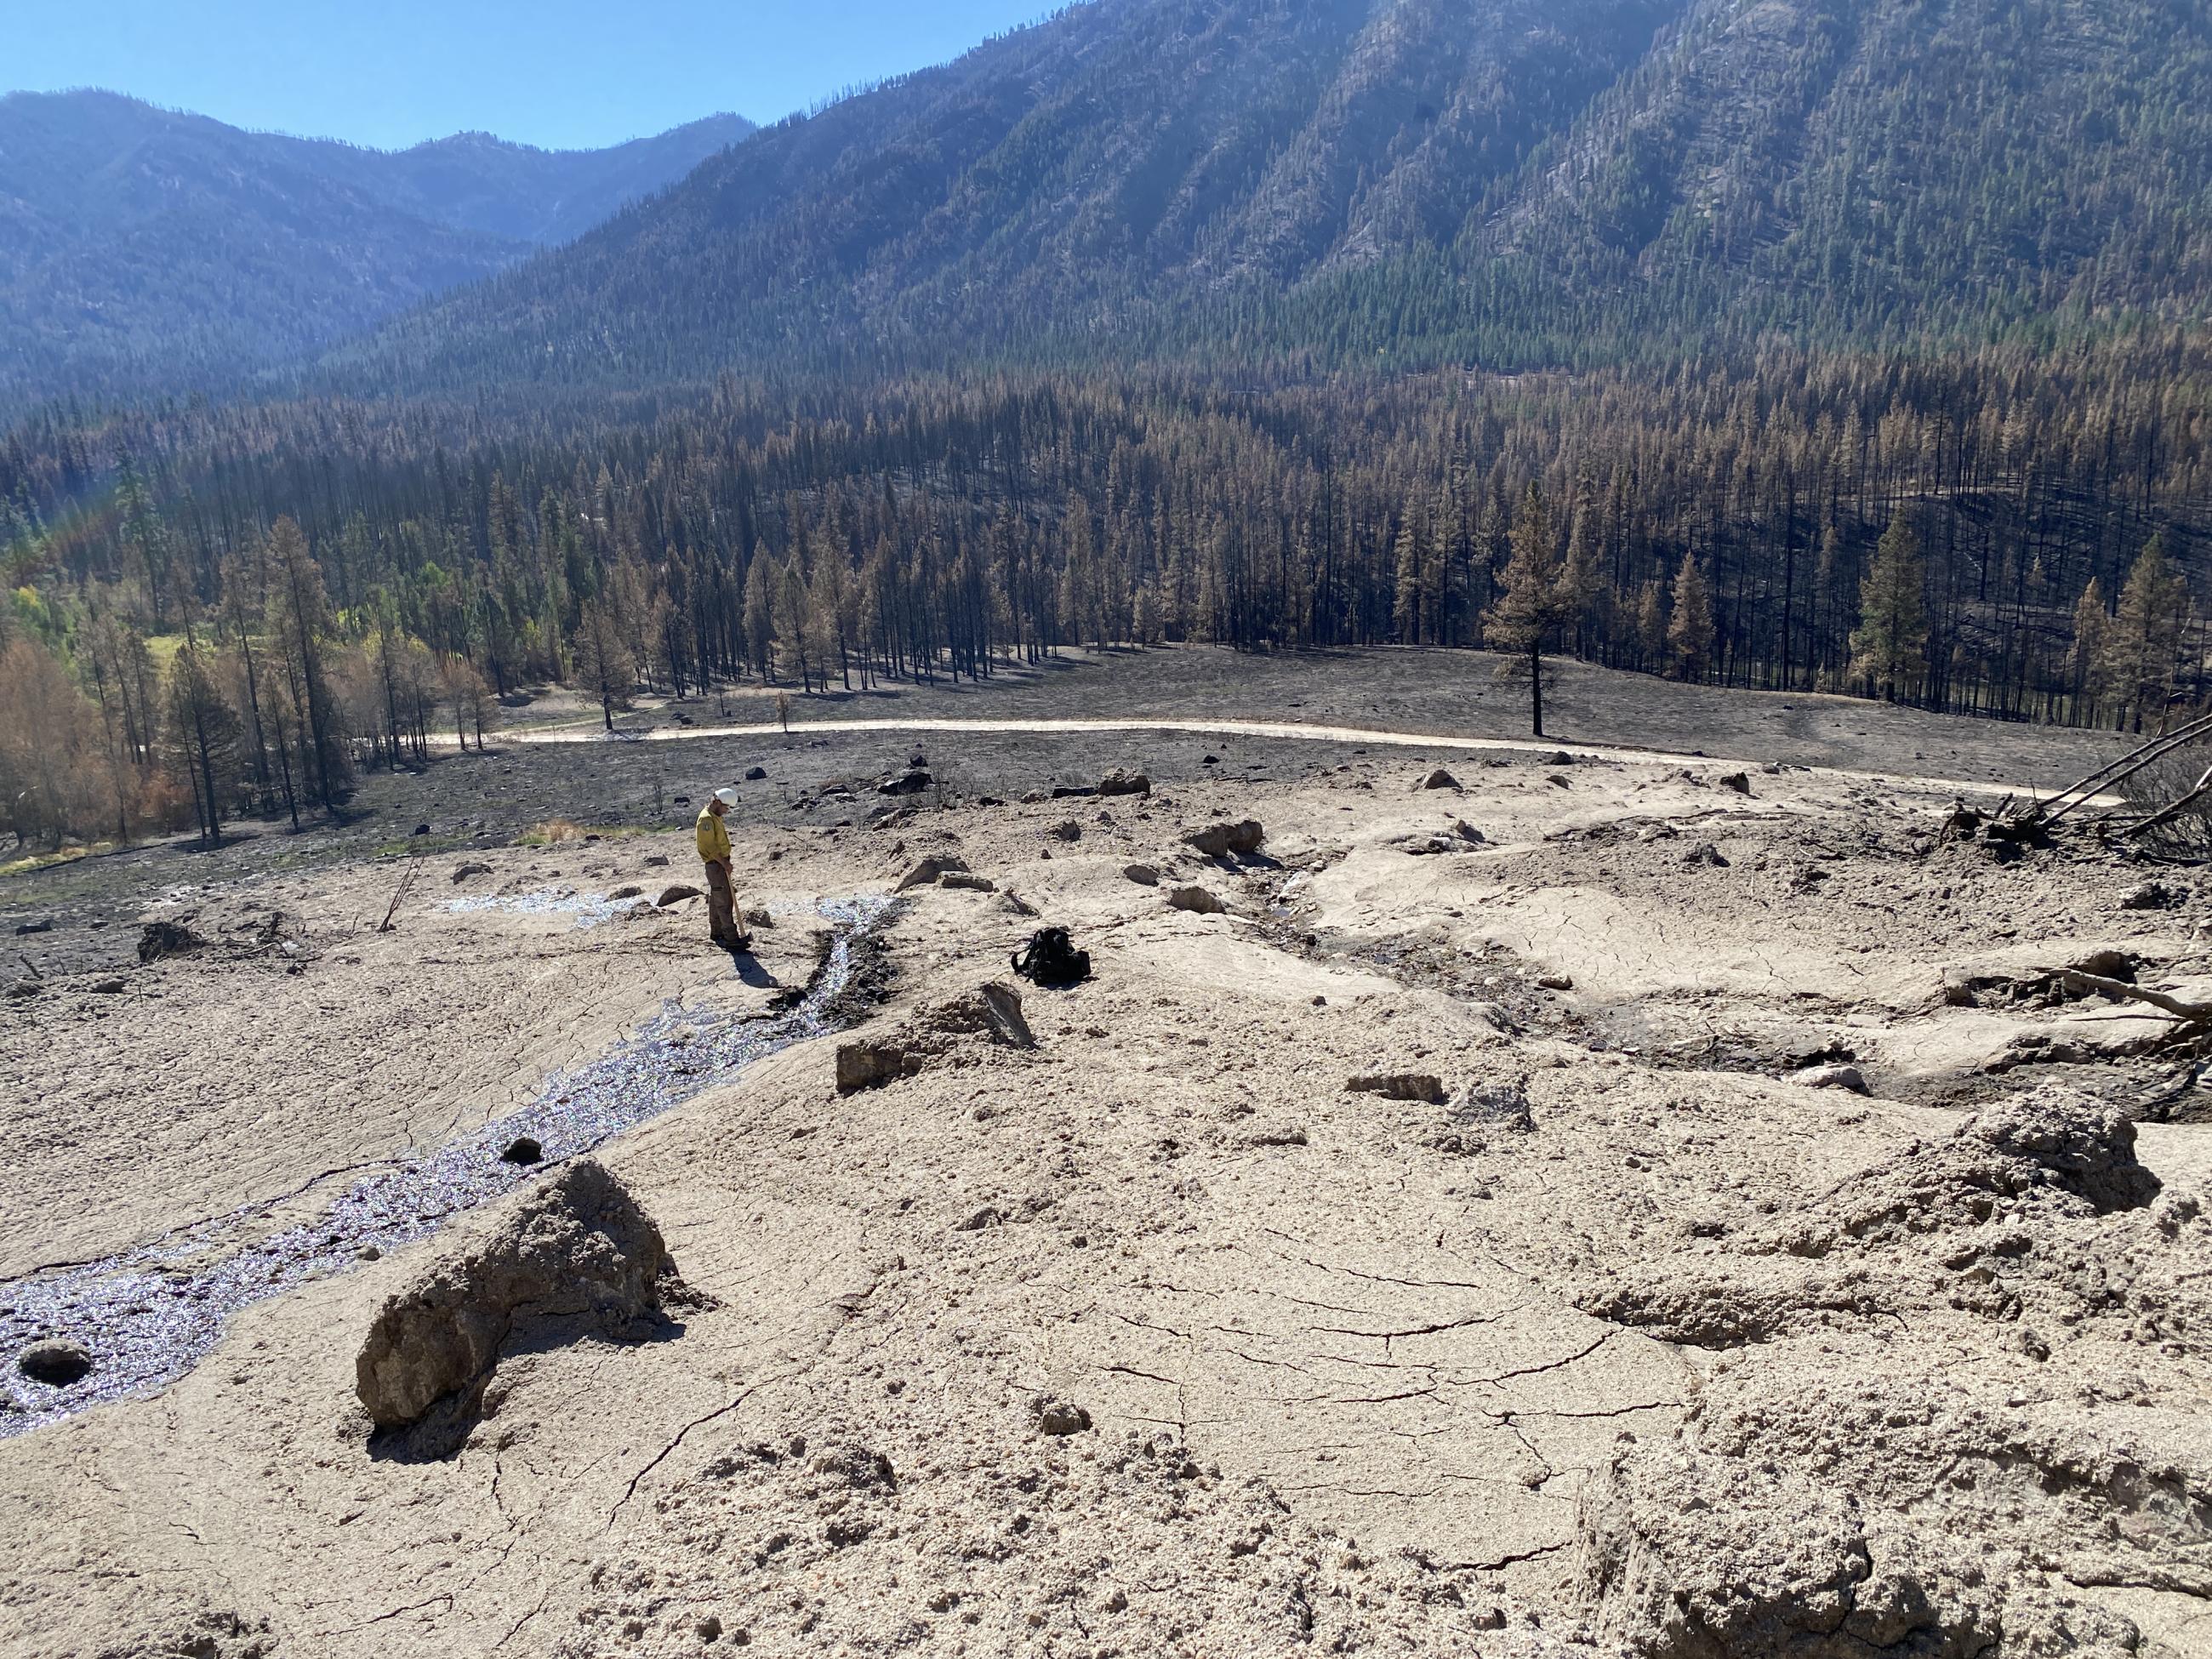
xmin=704 ymin=860 xmax=738 ymax=948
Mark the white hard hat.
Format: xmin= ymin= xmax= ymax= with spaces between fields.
xmin=714 ymin=788 xmax=741 ymax=807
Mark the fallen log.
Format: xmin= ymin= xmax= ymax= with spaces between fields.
xmin=2056 ymin=969 xmax=2212 ymax=1023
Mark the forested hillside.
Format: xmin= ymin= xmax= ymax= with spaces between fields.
xmin=363 ymin=0 xmax=2212 ymax=392
xmin=5 ymin=329 xmax=2207 ymax=847
xmin=0 ymin=93 xmax=753 ymax=409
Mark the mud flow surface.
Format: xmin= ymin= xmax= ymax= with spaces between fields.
xmin=0 ymin=674 xmax=2206 ymax=1659
xmin=0 ymin=898 xmax=890 ymax=1438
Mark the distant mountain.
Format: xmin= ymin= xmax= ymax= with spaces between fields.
xmin=359 ymin=0 xmax=2212 ymax=391
xmin=0 ymin=91 xmax=753 ymax=407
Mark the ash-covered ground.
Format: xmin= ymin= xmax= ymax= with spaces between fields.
xmin=1 ymin=653 xmax=2206 ymax=1658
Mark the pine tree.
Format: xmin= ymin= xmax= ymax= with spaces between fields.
xmin=1848 ymin=513 xmax=1929 ymax=702
xmin=1481 ymin=484 xmax=1565 ymax=737
xmin=1668 ymin=552 xmax=1715 ymax=681
xmin=2101 ymin=534 xmax=2190 ymax=733
xmin=2069 ymin=578 xmax=2109 ymax=721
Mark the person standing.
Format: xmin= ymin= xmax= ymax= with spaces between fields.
xmin=695 ymin=787 xmax=749 ymax=952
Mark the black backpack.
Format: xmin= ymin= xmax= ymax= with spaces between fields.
xmin=1012 ymin=926 xmax=1092 ymax=987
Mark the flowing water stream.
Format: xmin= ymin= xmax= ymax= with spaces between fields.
xmin=0 ymin=896 xmax=893 ymax=1440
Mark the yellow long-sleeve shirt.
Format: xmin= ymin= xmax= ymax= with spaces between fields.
xmin=696 ymin=806 xmax=732 ymax=866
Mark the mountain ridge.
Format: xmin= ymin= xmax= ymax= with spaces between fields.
xmin=0 ymin=90 xmax=755 ymax=408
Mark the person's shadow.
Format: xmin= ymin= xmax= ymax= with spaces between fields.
xmin=727 ymin=946 xmax=778 ymax=989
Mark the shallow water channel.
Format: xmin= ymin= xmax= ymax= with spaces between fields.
xmin=0 ymin=896 xmax=892 ymax=1439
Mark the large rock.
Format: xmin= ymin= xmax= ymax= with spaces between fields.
xmin=1097 ymin=770 xmax=1151 ymax=797
xmin=1183 ymin=819 xmax=1265 ymax=858
xmin=656 ymin=884 xmax=704 ymax=907
xmin=354 ymin=1160 xmax=669 ymax=1430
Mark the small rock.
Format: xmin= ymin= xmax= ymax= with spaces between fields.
xmin=450 ymin=861 xmax=493 ymax=883
xmin=746 ymin=767 xmax=767 ymax=781
xmin=1035 ymin=1400 xmax=1093 ymax=1436
xmin=939 ymin=873 xmax=997 ymax=892
xmin=1683 ymin=841 xmax=1729 ymax=868
xmin=1098 ymin=770 xmax=1151 ymax=797
xmin=16 ymin=1339 xmax=91 ymax=1387
xmin=501 ymin=1136 xmax=544 ymax=1165
xmin=89 ymin=977 xmax=126 ymax=995
xmin=877 ymin=769 xmax=932 ymax=797
xmin=743 ymin=907 xmax=774 ymax=928
xmin=644 ymin=854 xmax=670 ymax=868
xmin=1021 ymin=790 xmax=1049 ymax=805
xmin=1201 ymin=755 xmax=1221 ymax=766
xmin=411 ymin=824 xmax=431 ymax=837
xmin=836 ymin=1042 xmax=914 ymax=1093
xmin=1472 ymin=1608 xmax=1508 ymax=1632
xmin=657 ymin=885 xmax=705 ymax=907
xmin=6 ymin=980 xmax=39 ymax=999
xmin=1547 ymin=751 xmax=1574 ymax=767
xmin=2120 ymin=879 xmax=2186 ymax=911
xmin=953 ymin=1205 xmax=1002 ymax=1233
xmin=1451 ymin=820 xmax=1485 ymax=843
xmin=1347 ymin=1074 xmax=1447 ymax=1104
xmin=1536 ymin=972 xmax=1573 ymax=991
xmin=1047 ymin=820 xmax=1082 ymax=842
xmin=607 ymin=886 xmax=643 ymax=901
xmin=1001 ymin=891 xmax=1040 ymax=918
xmin=1716 ymin=771 xmax=1752 ymax=795
xmin=356 ymin=1245 xmax=382 ymax=1262
xmin=1166 ymin=886 xmax=1227 ymax=915
xmin=1122 ymin=864 xmax=1161 ymax=887
xmin=697 ymin=1616 xmax=724 ymax=1642
xmin=896 ymin=856 xmax=970 ymax=892
xmin=1420 ymin=768 xmax=1460 ymax=790
xmin=1788 ymin=1063 xmax=1868 ymax=1094
xmin=1052 ymin=784 xmax=1098 ymax=800
xmin=14 ymin=918 xmax=52 ymax=935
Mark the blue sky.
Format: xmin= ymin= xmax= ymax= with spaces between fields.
xmin=8 ymin=1 xmax=1059 ymax=151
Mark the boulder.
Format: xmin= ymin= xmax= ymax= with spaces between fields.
xmin=1098 ymin=770 xmax=1151 ymax=797
xmin=1420 ymin=768 xmax=1461 ymax=790
xmin=499 ymin=1136 xmax=544 ymax=1165
xmin=1166 ymin=886 xmax=1227 ymax=915
xmin=896 ymin=856 xmax=970 ymax=892
xmin=1717 ymin=771 xmax=1753 ymax=795
xmin=17 ymin=1339 xmax=92 ymax=1388
xmin=656 ymin=884 xmax=704 ymax=907
xmin=1347 ymin=1074 xmax=1447 ymax=1104
xmin=1183 ymin=819 xmax=1265 ymax=858
xmin=836 ymin=1042 xmax=916 ymax=1093
xmin=1122 ymin=863 xmax=1161 ymax=887
xmin=354 ymin=1160 xmax=668 ymax=1430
